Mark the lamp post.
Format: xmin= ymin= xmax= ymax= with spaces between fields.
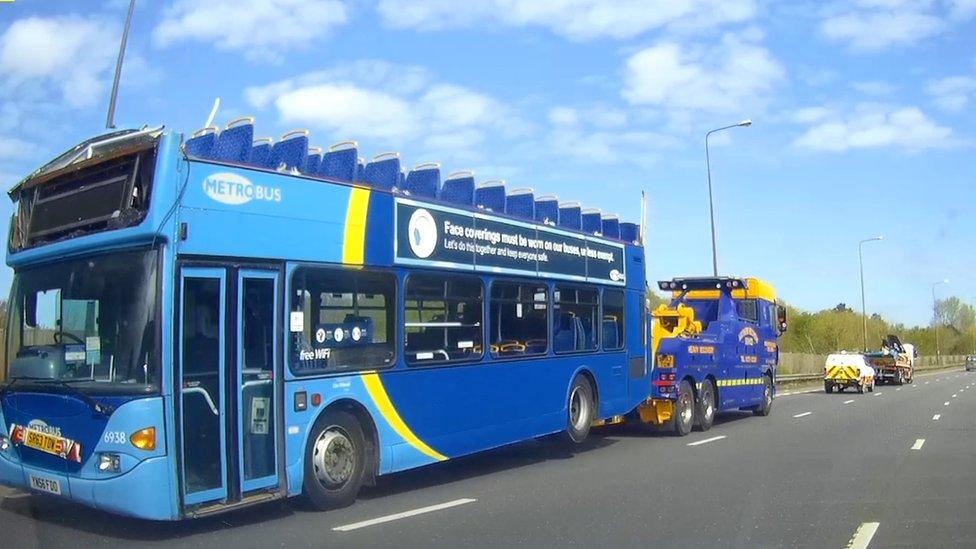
xmin=858 ymin=235 xmax=883 ymax=351
xmin=932 ymin=279 xmax=949 ymax=358
xmin=705 ymin=119 xmax=752 ymax=277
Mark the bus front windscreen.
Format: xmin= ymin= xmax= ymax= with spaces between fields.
xmin=5 ymin=248 xmax=159 ymax=393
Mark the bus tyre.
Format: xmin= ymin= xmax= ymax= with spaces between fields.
xmin=695 ymin=379 xmax=716 ymax=432
xmin=673 ymin=380 xmax=694 ymax=436
xmin=303 ymin=410 xmax=367 ymax=511
xmin=753 ymin=376 xmax=773 ymax=416
xmin=564 ymin=376 xmax=595 ymax=444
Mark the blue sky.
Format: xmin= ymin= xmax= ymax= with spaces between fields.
xmin=0 ymin=0 xmax=973 ymax=325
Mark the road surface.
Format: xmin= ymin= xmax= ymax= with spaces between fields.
xmin=2 ymin=369 xmax=974 ymax=548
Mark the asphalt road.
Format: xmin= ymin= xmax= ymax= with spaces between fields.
xmin=2 ymin=368 xmax=974 ymax=548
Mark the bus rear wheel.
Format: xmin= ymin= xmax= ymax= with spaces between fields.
xmin=303 ymin=410 xmax=367 ymax=511
xmin=565 ymin=376 xmax=595 ymax=444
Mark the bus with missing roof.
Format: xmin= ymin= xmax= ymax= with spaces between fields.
xmin=0 ymin=121 xmax=650 ymax=520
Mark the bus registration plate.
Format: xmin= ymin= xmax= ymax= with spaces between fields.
xmin=29 ymin=475 xmax=62 ymax=495
xmin=24 ymin=429 xmax=62 ymax=456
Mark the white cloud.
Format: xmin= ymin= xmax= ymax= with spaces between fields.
xmin=926 ymin=75 xmax=976 ymax=111
xmin=791 ymin=106 xmax=834 ymax=124
xmin=375 ymin=0 xmax=756 ymax=39
xmin=793 ymin=104 xmax=955 ymax=152
xmin=0 ymin=16 xmax=116 ymax=107
xmin=820 ymin=0 xmax=974 ymax=51
xmin=546 ymin=103 xmax=679 ymax=166
xmin=854 ymin=80 xmax=897 ymax=95
xmin=621 ymin=34 xmax=784 ymax=115
xmin=154 ymin=0 xmax=347 ymax=62
xmin=0 ymin=136 xmax=35 ymax=161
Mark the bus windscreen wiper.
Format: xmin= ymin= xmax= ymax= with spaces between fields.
xmin=36 ymin=379 xmax=116 ymax=417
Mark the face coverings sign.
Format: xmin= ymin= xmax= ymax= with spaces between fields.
xmin=394 ymin=198 xmax=625 ymax=285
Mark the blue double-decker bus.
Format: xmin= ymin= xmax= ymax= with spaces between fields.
xmin=0 ymin=121 xmax=649 ymax=519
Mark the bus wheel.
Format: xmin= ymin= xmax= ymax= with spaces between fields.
xmin=303 ymin=410 xmax=367 ymax=510
xmin=695 ymin=380 xmax=716 ymax=432
xmin=753 ymin=376 xmax=773 ymax=416
xmin=565 ymin=376 xmax=595 ymax=443
xmin=673 ymin=380 xmax=694 ymax=436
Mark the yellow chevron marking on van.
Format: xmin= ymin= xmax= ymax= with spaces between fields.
xmin=361 ymin=372 xmax=447 ymax=462
xmin=342 ymin=187 xmax=371 ymax=264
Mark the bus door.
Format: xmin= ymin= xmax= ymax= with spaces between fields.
xmin=178 ymin=266 xmax=281 ymax=510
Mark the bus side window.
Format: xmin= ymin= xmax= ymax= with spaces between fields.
xmin=489 ymin=281 xmax=548 ymax=357
xmin=404 ymin=274 xmax=483 ymax=365
xmin=553 ymin=285 xmax=598 ymax=353
xmin=602 ymin=290 xmax=625 ymax=351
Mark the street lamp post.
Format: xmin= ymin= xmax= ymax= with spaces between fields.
xmin=932 ymin=279 xmax=949 ymax=359
xmin=705 ymin=119 xmax=752 ymax=277
xmin=858 ymin=236 xmax=883 ymax=351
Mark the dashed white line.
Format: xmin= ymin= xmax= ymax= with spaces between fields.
xmin=911 ymin=439 xmax=925 ymax=450
xmin=847 ymin=522 xmax=880 ymax=549
xmin=896 ymin=388 xmax=901 ymax=391
xmin=332 ymin=498 xmax=477 ymax=532
xmin=933 ymin=414 xmax=941 ymax=420
xmin=687 ymin=435 xmax=726 ymax=447
xmin=793 ymin=412 xmax=812 ymax=418
xmin=844 ymin=399 xmax=855 ymax=404
xmin=944 ymin=401 xmax=951 ymax=406
xmin=952 ymin=394 xmax=957 ymax=398
xmin=874 ymin=392 xmax=883 ymax=396
xmin=925 ymin=381 xmax=930 ymax=385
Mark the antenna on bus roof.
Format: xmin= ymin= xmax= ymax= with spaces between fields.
xmin=204 ymin=97 xmax=221 ymax=129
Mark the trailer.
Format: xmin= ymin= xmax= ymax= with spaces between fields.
xmin=824 ymin=353 xmax=874 ymax=393
xmin=864 ymin=335 xmax=914 ymax=385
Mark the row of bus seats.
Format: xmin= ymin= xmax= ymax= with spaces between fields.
xmin=183 ymin=118 xmax=640 ymax=242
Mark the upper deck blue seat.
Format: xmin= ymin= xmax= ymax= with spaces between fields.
xmin=440 ymin=171 xmax=475 ymax=205
xmin=602 ymin=317 xmax=619 ymax=348
xmin=553 ymin=313 xmax=581 ymax=352
xmin=558 ymin=202 xmax=582 ymax=230
xmin=581 ymin=208 xmax=602 ymax=235
xmin=506 ymin=188 xmax=534 ymax=219
xmin=620 ymin=222 xmax=639 ymax=243
xmin=248 ymin=137 xmax=273 ymax=167
xmin=268 ymin=130 xmax=309 ymax=171
xmin=364 ymin=152 xmax=401 ymax=190
xmin=475 ymin=180 xmax=506 ymax=212
xmin=601 ymin=214 xmax=620 ymax=239
xmin=184 ymin=126 xmax=218 ymax=157
xmin=404 ymin=163 xmax=440 ymax=198
xmin=320 ymin=141 xmax=358 ymax=181
xmin=535 ymin=195 xmax=559 ymax=225
xmin=211 ymin=117 xmax=254 ymax=163
xmin=305 ymin=146 xmax=322 ymax=174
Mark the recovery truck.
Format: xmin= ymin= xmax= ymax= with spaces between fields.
xmin=824 ymin=352 xmax=875 ymax=393
xmin=865 ymin=335 xmax=915 ymax=385
xmin=635 ymin=277 xmax=787 ymax=436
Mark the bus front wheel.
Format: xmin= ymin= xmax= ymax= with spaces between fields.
xmin=565 ymin=376 xmax=595 ymax=443
xmin=303 ymin=410 xmax=367 ymax=510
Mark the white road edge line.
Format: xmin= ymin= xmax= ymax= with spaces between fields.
xmin=933 ymin=414 xmax=941 ymax=420
xmin=332 ymin=498 xmax=477 ymax=532
xmin=793 ymin=412 xmax=812 ymax=418
xmin=844 ymin=399 xmax=855 ymax=404
xmin=687 ymin=435 xmax=726 ymax=447
xmin=911 ymin=439 xmax=925 ymax=450
xmin=847 ymin=522 xmax=880 ymax=549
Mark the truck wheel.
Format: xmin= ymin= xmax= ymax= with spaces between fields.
xmin=857 ymin=381 xmax=865 ymax=394
xmin=303 ymin=410 xmax=367 ymax=510
xmin=564 ymin=375 xmax=595 ymax=444
xmin=753 ymin=376 xmax=773 ymax=416
xmin=673 ymin=380 xmax=694 ymax=436
xmin=825 ymin=381 xmax=833 ymax=394
xmin=868 ymin=381 xmax=874 ymax=392
xmin=695 ymin=380 xmax=716 ymax=432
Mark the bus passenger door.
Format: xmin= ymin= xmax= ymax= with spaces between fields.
xmin=236 ymin=270 xmax=280 ymax=493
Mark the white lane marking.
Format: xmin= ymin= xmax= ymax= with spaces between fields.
xmin=333 ymin=498 xmax=477 ymax=532
xmin=895 ymin=388 xmax=901 ymax=391
xmin=874 ymin=392 xmax=883 ymax=396
xmin=933 ymin=414 xmax=941 ymax=420
xmin=925 ymin=381 xmax=930 ymax=385
xmin=793 ymin=411 xmax=812 ymax=418
xmin=847 ymin=522 xmax=880 ymax=549
xmin=952 ymin=394 xmax=957 ymax=398
xmin=687 ymin=435 xmax=726 ymax=447
xmin=945 ymin=401 xmax=951 ymax=406
xmin=911 ymin=439 xmax=925 ymax=450
xmin=844 ymin=399 xmax=855 ymax=404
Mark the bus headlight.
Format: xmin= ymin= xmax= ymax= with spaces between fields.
xmin=98 ymin=453 xmax=121 ymax=473
xmin=129 ymin=427 xmax=156 ymax=451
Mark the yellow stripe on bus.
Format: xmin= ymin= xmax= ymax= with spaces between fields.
xmin=361 ymin=372 xmax=447 ymax=462
xmin=342 ymin=187 xmax=370 ymax=265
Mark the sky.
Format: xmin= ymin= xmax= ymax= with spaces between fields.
xmin=0 ymin=0 xmax=973 ymax=326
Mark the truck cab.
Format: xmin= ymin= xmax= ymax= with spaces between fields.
xmin=637 ymin=277 xmax=786 ymax=435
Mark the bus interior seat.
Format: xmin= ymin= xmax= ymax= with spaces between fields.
xmin=475 ymin=180 xmax=506 ymax=212
xmin=553 ymin=313 xmax=578 ymax=353
xmin=404 ymin=163 xmax=440 ymax=198
xmin=320 ymin=141 xmax=358 ymax=181
xmin=601 ymin=214 xmax=620 ymax=239
xmin=534 ymin=195 xmax=558 ymax=226
xmin=305 ymin=146 xmax=323 ymax=174
xmin=364 ymin=152 xmax=401 ymax=190
xmin=440 ymin=171 xmax=475 ymax=205
xmin=602 ymin=316 xmax=619 ymax=348
xmin=506 ymin=188 xmax=535 ymax=219
xmin=268 ymin=130 xmax=309 ymax=172
xmin=249 ymin=137 xmax=274 ymax=167
xmin=582 ymin=208 xmax=602 ymax=235
xmin=184 ymin=126 xmax=218 ymax=157
xmin=558 ymin=202 xmax=582 ymax=230
xmin=211 ymin=117 xmax=255 ymax=163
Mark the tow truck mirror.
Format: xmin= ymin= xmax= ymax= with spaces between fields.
xmin=776 ymin=305 xmax=787 ymax=333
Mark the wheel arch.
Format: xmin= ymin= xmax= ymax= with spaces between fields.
xmin=568 ymin=366 xmax=600 ymax=415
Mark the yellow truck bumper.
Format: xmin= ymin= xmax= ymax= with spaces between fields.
xmin=637 ymin=399 xmax=674 ymax=426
